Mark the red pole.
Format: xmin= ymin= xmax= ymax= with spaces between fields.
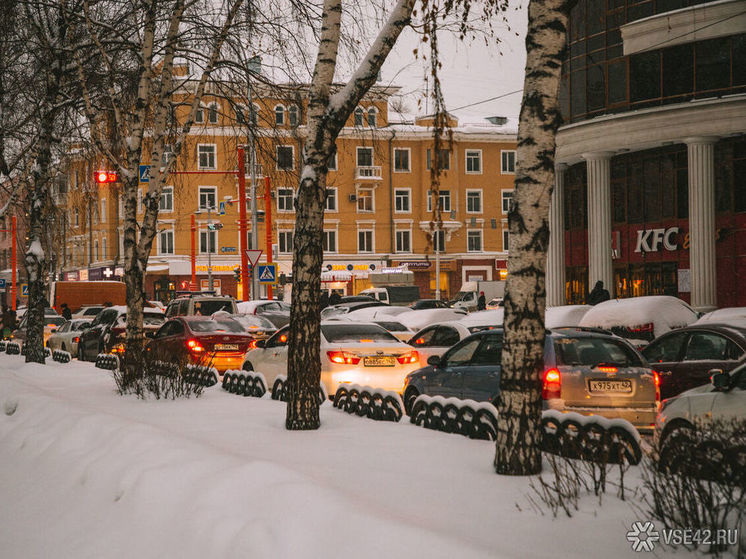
xmin=190 ymin=214 xmax=196 ymax=291
xmin=11 ymin=215 xmax=16 ymax=311
xmin=237 ymin=147 xmax=249 ymax=301
xmin=265 ymin=176 xmax=273 ymax=300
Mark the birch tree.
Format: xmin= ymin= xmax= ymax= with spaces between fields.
xmin=494 ymin=0 xmax=573 ymax=475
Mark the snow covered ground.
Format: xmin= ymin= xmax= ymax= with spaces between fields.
xmin=0 ymin=356 xmax=689 ymax=559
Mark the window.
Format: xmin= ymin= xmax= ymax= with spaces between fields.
xmin=465 ymin=150 xmax=482 ymax=173
xmin=102 ymin=238 xmax=107 ymax=260
xmin=161 ymin=144 xmax=174 ymax=166
xmin=394 ymin=148 xmax=410 ymax=172
xmin=75 ymin=208 xmax=79 ymax=227
xmin=277 ymin=188 xmax=294 ymax=212
xmin=358 ymin=229 xmax=374 ymax=252
xmin=207 ymin=103 xmax=218 ymax=124
xmin=327 ymin=148 xmax=337 ymax=171
xmin=323 ymin=230 xmax=337 ymax=253
xmin=356 ymin=147 xmax=373 ymax=167
xmin=395 ymin=230 xmax=411 ymax=253
xmin=427 ymin=190 xmax=451 ymax=212
xmin=278 ymin=231 xmax=293 ymax=253
xmin=426 ymin=149 xmax=450 ymax=171
xmin=502 ymin=227 xmax=510 ymax=251
xmin=367 ymin=107 xmax=377 ymax=127
xmin=466 ymin=190 xmax=482 ymax=213
xmin=394 ymin=189 xmax=411 ymax=213
xmin=101 ymin=199 xmax=106 ymax=223
xmin=195 ymin=107 xmax=204 ymax=123
xmin=325 ymin=188 xmax=337 ymax=212
xmin=501 ymin=150 xmax=516 ymax=173
xmin=276 ymin=146 xmax=293 ymax=170
xmin=199 ymin=230 xmax=216 ymax=253
xmin=433 ymin=229 xmax=445 ymax=252
xmin=199 ymin=186 xmax=217 ymax=211
xmin=94 ymin=239 xmax=99 ymax=261
xmin=275 ymin=105 xmax=285 ymax=126
xmin=467 ymin=230 xmax=483 ymax=252
xmin=198 ymin=144 xmax=216 ymax=169
xmin=235 ymin=106 xmax=246 ymax=124
xmin=159 ymin=229 xmax=174 ymax=254
xmin=159 ymin=187 xmax=173 ymax=212
xmin=288 ymin=105 xmax=299 ymax=127
xmin=502 ymin=190 xmax=514 ymax=213
xmin=354 ymin=107 xmax=364 ymax=126
xmin=357 ymin=188 xmax=374 ymax=212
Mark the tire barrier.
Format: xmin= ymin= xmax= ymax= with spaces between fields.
xmin=221 ymin=370 xmax=267 ymax=397
xmin=18 ymin=344 xmax=50 ymax=357
xmin=52 ymin=349 xmax=72 ymax=364
xmin=95 ymin=353 xmax=120 ymax=370
xmin=183 ymin=365 xmax=218 ymax=387
xmin=6 ymin=342 xmax=20 ymax=355
xmin=540 ymin=410 xmax=642 ymax=466
xmin=409 ymin=395 xmax=498 ymax=440
xmin=270 ymin=375 xmax=327 ymax=406
xmin=0 ymin=341 xmax=5 ymax=352
xmin=332 ymin=384 xmax=404 ymax=422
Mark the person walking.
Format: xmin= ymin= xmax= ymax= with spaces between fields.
xmin=320 ymin=291 xmax=329 ymax=310
xmin=61 ymin=303 xmax=72 ymax=320
xmin=477 ymin=291 xmax=486 ymax=311
xmin=587 ymin=280 xmax=611 ymax=305
xmin=329 ymin=291 xmax=341 ymax=306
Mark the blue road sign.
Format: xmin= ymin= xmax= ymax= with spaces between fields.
xmin=21 ymin=283 xmax=29 ymax=296
xmin=257 ymin=264 xmax=277 ymax=284
xmin=0 ymin=278 xmax=5 ymax=289
xmin=219 ymin=201 xmax=226 ymax=215
xmin=139 ymin=165 xmax=151 ymax=183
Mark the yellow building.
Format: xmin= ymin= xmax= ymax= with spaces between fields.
xmin=58 ymin=84 xmax=518 ymax=302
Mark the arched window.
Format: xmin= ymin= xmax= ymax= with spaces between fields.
xmin=367 ymin=107 xmax=377 ymax=127
xmin=94 ymin=239 xmax=99 ymax=262
xmin=288 ymin=105 xmax=299 ymax=127
xmin=275 ymin=105 xmax=285 ymax=126
xmin=354 ymin=107 xmax=364 ymax=126
xmin=208 ymin=103 xmax=219 ymax=124
xmin=195 ymin=106 xmax=204 ymax=123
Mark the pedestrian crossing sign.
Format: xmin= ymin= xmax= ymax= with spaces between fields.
xmin=257 ymin=264 xmax=277 ymax=284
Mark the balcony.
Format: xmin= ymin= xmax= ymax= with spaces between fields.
xmin=355 ymin=166 xmax=382 ymax=180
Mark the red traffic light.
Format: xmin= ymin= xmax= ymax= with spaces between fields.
xmin=95 ymin=171 xmax=118 ymax=184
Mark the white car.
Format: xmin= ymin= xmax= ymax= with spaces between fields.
xmin=407 ymin=321 xmax=473 ymax=363
xmin=458 ymin=305 xmax=592 ymax=333
xmin=695 ymin=307 xmax=746 ymax=328
xmin=46 ymin=318 xmax=93 ymax=357
xmin=72 ymin=305 xmax=106 ymax=319
xmin=486 ymin=298 xmax=503 ymax=310
xmin=397 ymin=308 xmax=468 ymax=332
xmin=343 ymin=306 xmax=413 ymax=321
xmin=242 ymin=321 xmax=421 ymax=395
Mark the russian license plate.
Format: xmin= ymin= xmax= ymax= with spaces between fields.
xmin=215 ymin=343 xmax=239 ymax=351
xmin=364 ymin=355 xmax=395 ymax=367
xmin=588 ymin=379 xmax=632 ymax=393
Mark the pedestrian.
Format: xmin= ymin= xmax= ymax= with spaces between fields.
xmin=320 ymin=291 xmax=329 ymax=310
xmin=1 ymin=306 xmax=13 ymax=339
xmin=477 ymin=291 xmax=486 ymax=311
xmin=587 ymin=280 xmax=611 ymax=305
xmin=61 ymin=303 xmax=72 ymax=320
xmin=329 ymin=291 xmax=341 ymax=306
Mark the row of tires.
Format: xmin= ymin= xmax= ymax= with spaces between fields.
xmin=410 ymin=396 xmax=498 ymax=441
xmin=95 ymin=353 xmax=120 ymax=370
xmin=332 ymin=385 xmax=404 ymax=422
xmin=658 ymin=426 xmax=746 ymax=483
xmin=222 ymin=371 xmax=267 ymax=397
xmin=0 ymin=341 xmax=21 ymax=355
xmin=270 ymin=375 xmax=327 ymax=405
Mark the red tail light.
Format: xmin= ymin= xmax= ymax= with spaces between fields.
xmin=542 ymin=368 xmax=561 ymax=400
xmin=397 ymin=351 xmax=419 ymax=364
xmin=248 ymin=339 xmax=258 ymax=349
xmin=414 ymin=338 xmax=425 ymax=345
xmin=653 ymin=371 xmax=661 ymax=403
xmin=327 ymin=351 xmax=360 ymax=365
xmin=72 ymin=336 xmax=80 ymax=343
xmin=596 ymin=365 xmax=618 ymax=373
xmin=628 ymin=323 xmax=654 ymax=333
xmin=186 ymin=339 xmax=204 ymax=353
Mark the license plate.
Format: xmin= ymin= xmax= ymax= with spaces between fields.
xmin=215 ymin=343 xmax=239 ymax=351
xmin=364 ymin=356 xmax=395 ymax=367
xmin=588 ymin=379 xmax=632 ymax=393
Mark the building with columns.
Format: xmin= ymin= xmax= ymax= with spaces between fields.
xmin=547 ymin=0 xmax=746 ymax=311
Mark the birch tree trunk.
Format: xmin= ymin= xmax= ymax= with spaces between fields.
xmin=494 ymin=0 xmax=570 ymax=475
xmin=285 ymin=0 xmax=415 ymax=429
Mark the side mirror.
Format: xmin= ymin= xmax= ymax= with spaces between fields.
xmin=427 ymin=355 xmax=441 ymax=367
xmin=255 ymin=339 xmax=266 ymax=349
xmin=710 ymin=370 xmax=730 ymax=391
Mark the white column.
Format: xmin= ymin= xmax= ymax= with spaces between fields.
xmin=685 ymin=137 xmax=718 ymax=312
xmin=583 ymin=152 xmax=614 ymax=298
xmin=546 ymin=163 xmax=566 ymax=306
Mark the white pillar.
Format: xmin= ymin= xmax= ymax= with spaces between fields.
xmin=583 ymin=152 xmax=614 ymax=298
xmin=546 ymin=163 xmax=566 ymax=306
xmin=685 ymin=137 xmax=718 ymax=312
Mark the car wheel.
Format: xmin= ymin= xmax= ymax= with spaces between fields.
xmin=658 ymin=422 xmax=695 ymax=474
xmin=242 ymin=361 xmax=253 ymax=372
xmin=403 ymin=387 xmax=419 ymax=416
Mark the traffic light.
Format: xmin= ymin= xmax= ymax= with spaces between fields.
xmin=207 ymin=223 xmax=223 ymax=231
xmin=95 ymin=171 xmax=118 ymax=183
xmin=234 ymin=267 xmax=241 ymax=282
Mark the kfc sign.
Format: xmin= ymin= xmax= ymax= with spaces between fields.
xmin=634 ymin=227 xmax=679 ymax=253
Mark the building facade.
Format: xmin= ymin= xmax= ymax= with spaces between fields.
xmin=548 ymin=0 xmax=746 ymax=311
xmin=59 ymin=85 xmax=518 ymax=302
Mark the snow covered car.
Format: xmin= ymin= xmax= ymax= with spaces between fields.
xmin=579 ymin=296 xmax=698 ymax=348
xmin=77 ymin=306 xmax=165 ymax=361
xmin=403 ymin=328 xmax=659 ymax=433
xmin=242 ymin=321 xmax=421 ymax=396
xmin=694 ymin=307 xmax=746 ymax=328
xmin=72 ymin=305 xmax=106 ymax=320
xmin=457 ymin=305 xmax=592 ymax=333
xmin=46 ymin=319 xmax=93 ymax=357
xmin=396 ymin=308 xmax=468 ymax=332
xmin=407 ymin=321 xmax=473 ymax=363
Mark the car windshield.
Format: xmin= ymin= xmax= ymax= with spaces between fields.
xmin=193 ymin=300 xmax=234 ymax=315
xmin=71 ymin=320 xmax=91 ymax=330
xmin=322 ymin=324 xmax=399 ymax=343
xmin=45 ymin=317 xmax=66 ymax=326
xmin=554 ymin=336 xmax=643 ymax=367
xmin=231 ymin=314 xmax=275 ymax=330
xmin=321 ymin=307 xmax=349 ymax=319
xmin=189 ymin=318 xmax=245 ymax=333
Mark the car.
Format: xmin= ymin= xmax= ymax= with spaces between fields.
xmin=320 ymin=300 xmax=388 ymax=320
xmin=11 ymin=312 xmax=66 ymax=345
xmin=368 ymin=320 xmax=415 ymax=342
xmin=145 ymin=316 xmax=255 ymax=373
xmin=486 ymin=298 xmax=503 ymax=310
xmin=218 ymin=313 xmax=277 ymax=344
xmin=236 ymin=300 xmax=291 ymax=328
xmin=242 ymin=321 xmax=421 ymax=395
xmin=46 ymin=319 xmax=92 ymax=357
xmin=694 ymin=307 xmax=746 ymax=328
xmin=403 ymin=328 xmax=660 ymax=433
xmin=409 ymin=299 xmax=451 ymax=310
xmin=641 ymin=323 xmax=746 ymax=400
xmin=655 ymin=362 xmax=746 ymax=449
xmin=165 ymin=294 xmax=237 ymax=317
xmin=77 ymin=306 xmax=166 ymax=361
xmin=396 ymin=308 xmax=468 ymax=331
xmin=407 ymin=321 xmax=473 ymax=363
xmin=344 ymin=306 xmax=413 ymax=320
xmin=72 ymin=305 xmax=106 ymax=319
xmin=579 ymin=295 xmax=698 ymax=348
xmin=458 ymin=305 xmax=593 ymax=334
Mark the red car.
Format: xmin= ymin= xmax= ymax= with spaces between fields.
xmin=145 ymin=316 xmax=254 ymax=373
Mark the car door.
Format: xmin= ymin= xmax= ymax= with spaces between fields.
xmin=409 ymin=326 xmax=440 ymax=361
xmin=427 ymin=336 xmax=482 ymax=398
xmin=677 ymin=331 xmax=745 ymax=395
xmin=148 ymin=321 xmax=177 ymax=363
xmin=48 ymin=322 xmax=69 ymax=350
xmin=255 ymin=326 xmax=289 ymax=381
xmin=642 ymin=331 xmax=689 ymax=399
xmin=461 ymin=333 xmax=503 ymax=402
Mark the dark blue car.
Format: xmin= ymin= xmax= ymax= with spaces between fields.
xmin=402 ymin=328 xmax=659 ymax=433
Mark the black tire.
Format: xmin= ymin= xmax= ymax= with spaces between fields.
xmin=558 ymin=419 xmax=584 ymax=459
xmin=581 ymin=422 xmax=607 ymax=463
xmin=383 ymin=395 xmax=403 ymax=422
xmin=61 ymin=343 xmax=67 ymax=352
xmin=540 ymin=416 xmax=563 ymax=455
xmin=357 ymin=391 xmax=372 ymax=417
xmin=333 ymin=386 xmax=349 ymax=408
xmin=606 ymin=426 xmax=642 ymax=466
xmin=694 ymin=440 xmax=727 ymax=482
xmin=458 ymin=405 xmax=476 ymax=437
xmin=473 ymin=408 xmax=498 ymax=441
xmin=410 ymin=399 xmax=428 ymax=426
xmin=403 ymin=388 xmax=420 ymax=416
xmin=442 ymin=403 xmax=460 ymax=434
xmin=242 ymin=361 xmax=253 ymax=372
xmin=426 ymin=401 xmax=444 ymax=431
xmin=222 ymin=372 xmax=233 ymax=390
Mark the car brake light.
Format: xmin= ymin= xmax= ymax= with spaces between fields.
xmin=187 ymin=339 xmax=204 ymax=353
xmin=73 ymin=336 xmax=80 ymax=343
xmin=628 ymin=323 xmax=654 ymax=333
xmin=653 ymin=371 xmax=661 ymax=403
xmin=327 ymin=351 xmax=361 ymax=365
xmin=596 ymin=365 xmax=618 ymax=373
xmin=542 ymin=368 xmax=561 ymax=400
xmin=248 ymin=340 xmax=258 ymax=349
xmin=397 ymin=351 xmax=419 ymax=364
xmin=414 ymin=338 xmax=425 ymax=345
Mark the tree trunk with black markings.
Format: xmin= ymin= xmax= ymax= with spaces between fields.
xmin=494 ymin=0 xmax=571 ymax=475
